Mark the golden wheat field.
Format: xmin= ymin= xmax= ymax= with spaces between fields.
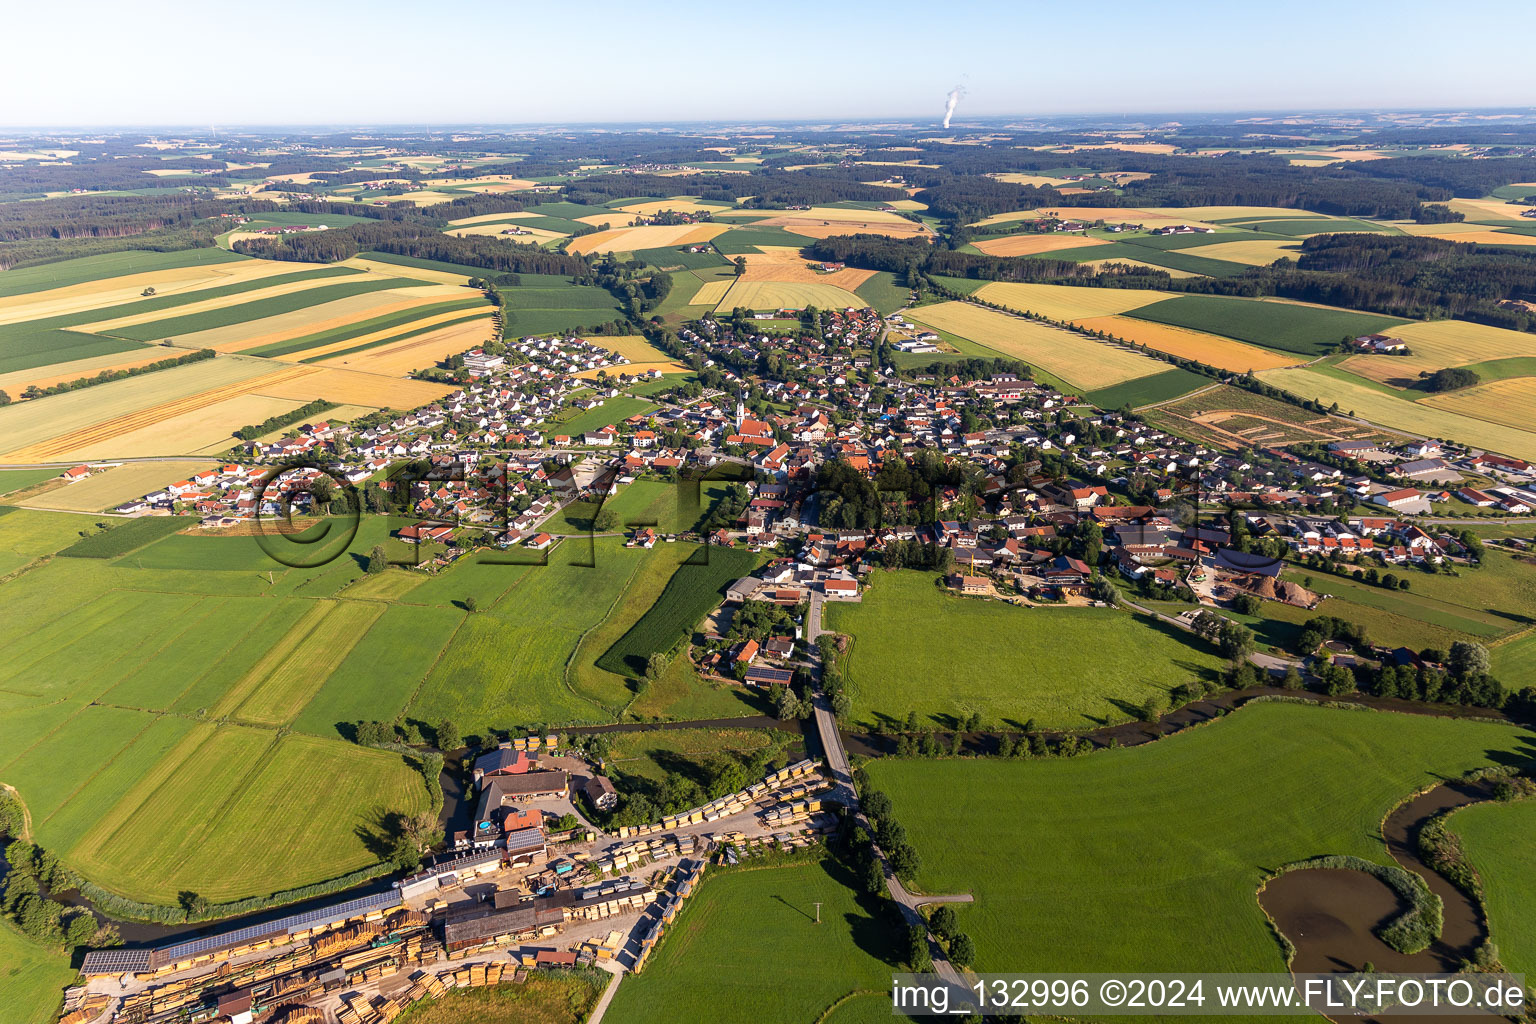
xmin=971 ymin=234 xmax=1105 ymax=258
xmin=1185 ymin=238 xmax=1307 ymax=265
xmin=690 ymin=279 xmax=734 ymax=306
xmin=321 ymin=317 xmax=494 ymax=379
xmin=0 ymin=350 xmax=180 ymax=397
xmin=443 ymin=223 xmax=567 ymax=244
xmin=1256 ymin=366 xmax=1536 ymax=462
xmin=0 ymin=364 xmax=314 ymax=461
xmin=22 ymin=460 xmax=218 ymax=512
xmin=314 ymin=317 xmax=494 ymax=379
xmin=290 ymin=308 xmax=494 ymax=363
xmin=0 ymin=258 xmax=299 ymax=326
xmin=74 ymin=274 xmax=386 ymax=335
xmin=972 ymin=281 xmax=1171 ymax=320
xmin=739 ymin=259 xmax=874 ymax=291
xmin=1339 ymin=320 xmax=1536 ymax=384
xmin=1446 ymin=198 xmax=1536 ymax=223
xmin=1417 ymin=376 xmax=1536 ymax=433
xmin=609 ymin=199 xmax=734 ymax=217
xmin=909 ymin=302 xmax=1168 ymax=390
xmin=1083 ymin=257 xmax=1203 ymax=279
xmin=0 ymin=356 xmax=280 ymax=459
xmin=1072 ymin=315 xmax=1303 ymax=372
xmin=757 ymin=215 xmax=928 ymax=240
xmin=250 ymin=365 xmax=453 ymax=408
xmin=337 ymin=255 xmax=473 ymax=285
xmin=444 ymin=211 xmax=543 ymax=227
xmin=712 ymin=279 xmax=867 ymax=312
xmin=173 ymin=287 xmax=466 ymax=352
xmin=567 ymin=223 xmax=730 ymax=255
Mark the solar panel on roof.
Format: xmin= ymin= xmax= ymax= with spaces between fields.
xmin=82 ymin=949 xmax=153 ymax=974
xmin=153 ymin=890 xmax=401 ymax=963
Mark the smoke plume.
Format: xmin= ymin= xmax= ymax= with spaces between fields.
xmin=942 ymin=85 xmax=965 ymax=129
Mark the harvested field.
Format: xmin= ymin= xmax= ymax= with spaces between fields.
xmin=1183 ymin=238 xmax=1306 ymax=265
xmin=1418 ymin=376 xmax=1536 ymax=432
xmin=22 ymin=461 xmax=215 ymax=512
xmin=1445 ymin=198 xmax=1536 ymax=223
xmin=0 ymin=355 xmax=280 ymax=460
xmin=1072 ymin=315 xmax=1303 ymax=372
xmin=690 ymin=279 xmax=734 ymax=306
xmin=74 ymin=276 xmax=401 ymax=338
xmin=909 ymin=302 xmax=1168 ymax=389
xmin=1401 ymin=227 xmax=1536 ymax=246
xmin=443 ymin=211 xmax=543 ymax=227
xmin=0 ymin=258 xmax=301 ymax=326
xmin=443 ymin=223 xmax=567 ymax=244
xmin=738 ymin=258 xmax=874 ymax=292
xmin=971 ymin=281 xmax=1172 ymax=320
xmin=337 ymin=255 xmax=473 ymax=285
xmin=0 ymin=349 xmax=177 ymax=397
xmin=250 ymin=364 xmax=453 ymax=408
xmin=283 ymin=306 xmax=491 ymax=363
xmin=971 ymin=233 xmax=1106 ymax=257
xmin=179 ymin=287 xmax=466 ymax=353
xmin=1083 ymin=257 xmax=1202 ymax=278
xmin=568 ymin=223 xmax=730 ymax=255
xmin=712 ymin=279 xmax=867 ymax=312
xmin=1257 ymin=366 xmax=1536 ymax=461
xmin=609 ymin=198 xmax=734 ymax=216
xmin=318 ymin=316 xmax=496 ymax=376
xmin=1341 ymin=319 xmax=1536 ymax=384
xmin=762 ymin=216 xmax=928 ymax=240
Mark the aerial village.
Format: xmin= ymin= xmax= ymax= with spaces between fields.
xmin=34 ymin=273 xmax=1536 ymax=1024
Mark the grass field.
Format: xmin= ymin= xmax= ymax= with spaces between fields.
xmin=0 ymin=508 xmax=112 ymax=574
xmin=1493 ymin=629 xmax=1536 ymax=684
xmin=393 ymin=972 xmax=605 ymax=1024
xmin=549 ymin=396 xmax=656 ymax=436
xmin=852 ymin=271 xmax=910 ymax=315
xmin=971 ymin=280 xmax=1171 ymax=320
xmin=1257 ymin=366 xmax=1536 ymax=461
xmin=56 ymin=515 xmax=188 ymax=558
xmin=909 ymin=302 xmax=1170 ymax=390
xmin=826 ymin=572 xmax=1225 ymax=729
xmin=0 ymin=922 xmax=75 ymax=1024
xmin=605 ymin=857 xmax=902 ymax=1024
xmin=1449 ymin=798 xmax=1536 ymax=977
xmin=0 ymin=467 xmax=61 ymax=496
xmin=595 ymin=545 xmax=759 ymax=678
xmin=66 ymin=726 xmax=433 ymax=903
xmin=1127 ymin=295 xmax=1407 ymax=357
xmin=1073 ymin=314 xmax=1303 ymax=372
xmin=865 ymin=702 xmax=1535 ymax=975
xmin=1083 ymin=368 xmax=1212 ymax=409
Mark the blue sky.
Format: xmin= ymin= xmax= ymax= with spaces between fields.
xmin=4 ymin=0 xmax=1529 ymax=126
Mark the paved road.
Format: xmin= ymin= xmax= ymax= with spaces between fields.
xmin=804 ymin=590 xmax=968 ymax=987
xmin=584 ymin=960 xmax=626 ymax=1024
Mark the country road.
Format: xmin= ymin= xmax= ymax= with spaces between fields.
xmin=804 ymin=591 xmax=971 ymax=988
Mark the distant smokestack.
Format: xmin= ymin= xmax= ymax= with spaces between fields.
xmin=942 ymin=85 xmax=965 ymax=130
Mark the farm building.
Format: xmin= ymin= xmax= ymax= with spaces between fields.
xmin=472 ymin=746 xmax=536 ymax=784
xmin=584 ymin=775 xmax=619 ymax=811
xmin=474 ymin=771 xmax=570 ymax=834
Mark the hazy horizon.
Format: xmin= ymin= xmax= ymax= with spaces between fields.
xmin=6 ymin=0 xmax=1532 ymax=128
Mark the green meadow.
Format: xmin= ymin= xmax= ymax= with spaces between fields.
xmin=866 ymin=703 xmax=1534 ymax=976
xmin=826 ymin=571 xmax=1224 ymax=729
